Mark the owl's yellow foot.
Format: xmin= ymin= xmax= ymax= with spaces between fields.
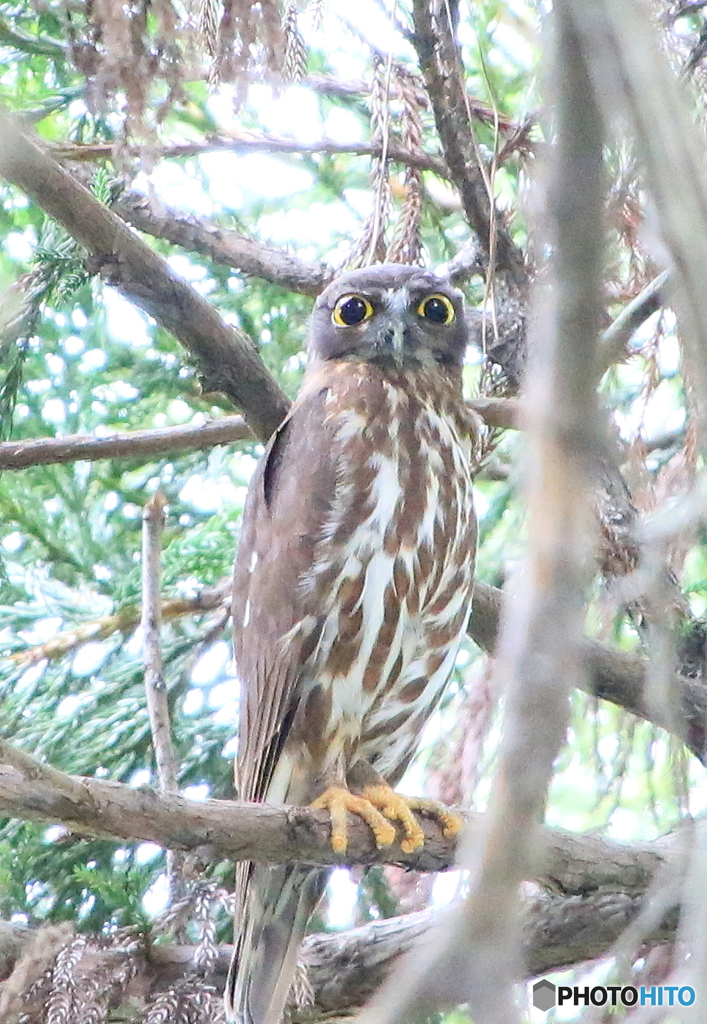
xmin=311 ymin=786 xmax=397 ymax=855
xmin=363 ymin=787 xmax=464 ymax=853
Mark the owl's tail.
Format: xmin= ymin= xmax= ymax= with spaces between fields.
xmin=225 ymin=862 xmax=327 ymax=1024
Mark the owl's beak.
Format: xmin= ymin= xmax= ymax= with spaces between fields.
xmin=373 ymin=313 xmax=411 ymax=363
xmin=380 ymin=318 xmax=405 ymax=351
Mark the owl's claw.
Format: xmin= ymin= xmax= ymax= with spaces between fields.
xmin=361 ymin=785 xmax=426 ymax=853
xmin=311 ymin=785 xmax=464 ymax=856
xmin=400 ymin=795 xmax=464 ymax=841
xmin=311 ymin=786 xmax=397 ymax=854
xmin=362 ymin=787 xmax=464 ymax=852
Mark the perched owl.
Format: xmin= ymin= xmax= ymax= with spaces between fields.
xmin=226 ymin=264 xmax=478 ymax=1024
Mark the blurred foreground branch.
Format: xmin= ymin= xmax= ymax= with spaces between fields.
xmin=361 ymin=9 xmax=606 ymax=1022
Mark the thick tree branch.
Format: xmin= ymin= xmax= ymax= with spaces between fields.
xmin=113 ymin=192 xmax=332 ymax=297
xmin=0 ymin=756 xmax=667 ymax=886
xmin=0 ymin=891 xmax=679 ymax=1020
xmin=0 ymin=108 xmax=289 ymax=442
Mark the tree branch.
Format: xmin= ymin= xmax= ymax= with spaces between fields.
xmin=7 ymin=580 xmax=231 ymax=667
xmin=410 ymin=0 xmax=529 ymax=388
xmin=598 ymin=270 xmax=669 ymax=375
xmin=7 ymin=576 xmax=707 ymax=764
xmin=0 ymin=402 xmax=515 ymax=473
xmin=0 ymin=416 xmax=253 ymax=472
xmin=141 ymin=492 xmax=184 ymax=898
xmin=141 ymin=493 xmax=179 ymax=795
xmin=0 ymin=108 xmax=289 ymax=442
xmin=112 ymin=192 xmax=332 ymax=297
xmin=54 ymin=136 xmax=450 ymax=178
xmin=0 ymin=754 xmax=669 ymax=883
xmin=0 ymin=891 xmax=679 ymax=1020
xmin=409 ymin=0 xmax=525 ymax=283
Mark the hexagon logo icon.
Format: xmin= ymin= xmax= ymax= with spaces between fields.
xmin=532 ymin=980 xmax=557 ymax=1011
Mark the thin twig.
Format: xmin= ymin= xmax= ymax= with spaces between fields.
xmin=52 ymin=136 xmax=449 ymax=177
xmin=141 ymin=493 xmax=179 ymax=796
xmin=141 ymin=492 xmax=184 ymax=900
xmin=7 ymin=579 xmax=231 ymax=666
xmin=598 ymin=269 xmax=670 ymax=376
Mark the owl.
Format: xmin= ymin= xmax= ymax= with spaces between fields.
xmin=226 ymin=263 xmax=478 ymax=1024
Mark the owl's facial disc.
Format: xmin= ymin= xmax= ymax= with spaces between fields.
xmin=310 ymin=265 xmax=468 ymax=370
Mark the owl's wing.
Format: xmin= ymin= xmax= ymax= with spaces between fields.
xmin=233 ymin=386 xmax=336 ymax=805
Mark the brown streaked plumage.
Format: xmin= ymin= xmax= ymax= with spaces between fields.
xmin=226 ymin=264 xmax=478 ymax=1024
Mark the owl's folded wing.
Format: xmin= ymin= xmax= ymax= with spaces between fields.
xmin=233 ymin=386 xmax=336 ymax=806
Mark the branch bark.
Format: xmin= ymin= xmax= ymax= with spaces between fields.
xmin=0 ymin=756 xmax=667 ymax=885
xmin=0 ymin=890 xmax=679 ymax=1021
xmin=112 ymin=192 xmax=331 ymax=297
xmin=0 ymin=108 xmax=289 ymax=442
xmin=411 ymin=0 xmax=529 ymax=388
xmin=0 ymin=416 xmax=253 ymax=471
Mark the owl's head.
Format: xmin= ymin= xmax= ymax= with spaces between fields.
xmin=307 ymin=264 xmax=468 ymax=370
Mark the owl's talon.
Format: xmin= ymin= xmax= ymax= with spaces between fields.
xmin=361 ymin=787 xmax=464 ymax=852
xmin=404 ymin=796 xmax=464 ymax=840
xmin=312 ymin=786 xmax=397 ymax=854
xmin=362 ymin=785 xmax=426 ymax=853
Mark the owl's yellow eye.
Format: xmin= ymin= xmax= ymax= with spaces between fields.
xmin=332 ymin=294 xmax=374 ymax=327
xmin=417 ymin=293 xmax=455 ymax=325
